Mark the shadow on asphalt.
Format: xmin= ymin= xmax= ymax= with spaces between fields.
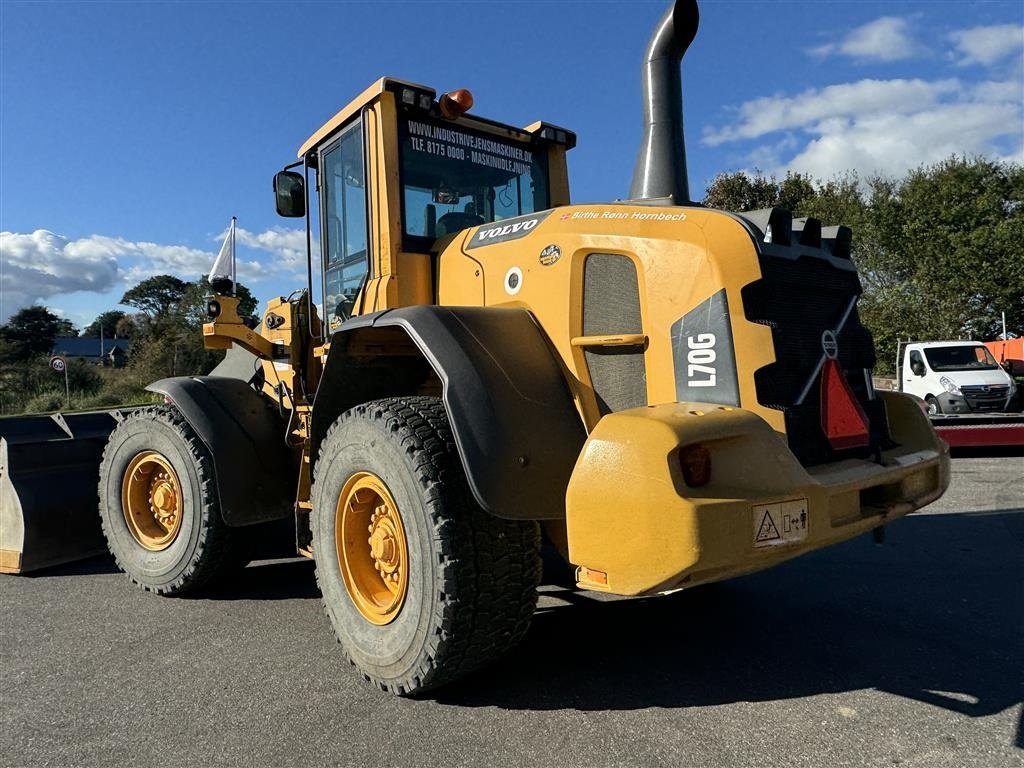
xmin=437 ymin=509 xmax=1024 ymax=748
xmin=26 ymin=553 xmax=320 ymax=601
xmin=19 ymin=501 xmax=1024 ymax=746
xmin=207 ymin=558 xmax=319 ymax=601
xmin=23 ymin=554 xmax=121 ymax=577
xmin=950 ymin=445 xmax=1024 ymax=458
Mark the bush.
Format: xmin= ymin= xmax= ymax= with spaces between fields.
xmin=22 ymin=390 xmax=68 ymax=414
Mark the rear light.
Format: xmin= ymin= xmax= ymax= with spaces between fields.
xmin=678 ymin=443 xmax=712 ymax=487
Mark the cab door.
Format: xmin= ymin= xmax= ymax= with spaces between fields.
xmin=319 ymin=119 xmax=370 ymax=335
xmin=903 ymin=348 xmax=929 ymax=399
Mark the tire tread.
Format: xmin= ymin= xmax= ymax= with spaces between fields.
xmin=98 ymin=406 xmax=244 ymax=595
xmin=312 ymin=396 xmax=541 ymax=694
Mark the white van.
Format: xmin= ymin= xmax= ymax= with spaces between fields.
xmin=901 ymin=341 xmax=1017 ymax=414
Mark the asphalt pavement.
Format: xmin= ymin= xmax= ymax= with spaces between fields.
xmin=1 ymin=455 xmax=1022 ymax=768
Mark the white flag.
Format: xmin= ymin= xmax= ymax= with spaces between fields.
xmin=210 ymin=217 xmax=236 ymax=285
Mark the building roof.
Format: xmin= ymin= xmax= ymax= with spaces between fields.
xmin=51 ymin=337 xmax=132 ymax=358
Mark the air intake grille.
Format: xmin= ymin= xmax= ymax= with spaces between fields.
xmin=742 ymin=253 xmax=889 ymax=466
xmin=583 ymin=253 xmax=646 ymax=415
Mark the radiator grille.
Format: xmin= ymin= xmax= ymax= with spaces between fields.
xmin=583 ymin=253 xmax=646 ymax=415
xmin=960 ymin=384 xmax=1010 ymax=411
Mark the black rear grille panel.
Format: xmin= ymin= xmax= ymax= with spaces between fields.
xmin=742 ymin=253 xmax=889 ymax=466
xmin=583 ymin=253 xmax=647 ymax=415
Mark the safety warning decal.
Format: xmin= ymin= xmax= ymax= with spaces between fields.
xmin=752 ymin=499 xmax=808 ymax=548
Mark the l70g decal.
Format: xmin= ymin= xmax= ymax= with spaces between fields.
xmin=670 ymin=289 xmax=740 ymax=406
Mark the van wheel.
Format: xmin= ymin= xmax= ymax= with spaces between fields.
xmin=925 ymin=395 xmax=940 ymax=415
xmin=98 ymin=407 xmax=248 ymax=595
xmin=312 ymin=396 xmax=541 ymax=695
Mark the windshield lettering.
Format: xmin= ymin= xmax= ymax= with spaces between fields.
xmin=399 ymin=112 xmax=549 ymax=243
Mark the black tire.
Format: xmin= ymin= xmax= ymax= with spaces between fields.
xmin=311 ymin=396 xmax=541 ymax=695
xmin=98 ymin=406 xmax=247 ymax=595
xmin=925 ymin=395 xmax=941 ymax=415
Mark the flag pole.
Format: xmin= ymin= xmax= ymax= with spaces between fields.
xmin=231 ymin=216 xmax=237 ymax=287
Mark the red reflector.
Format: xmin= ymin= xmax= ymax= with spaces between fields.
xmin=820 ymin=358 xmax=870 ymax=449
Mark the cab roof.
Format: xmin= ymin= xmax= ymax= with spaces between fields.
xmin=297 ymin=76 xmax=576 ymax=159
xmin=297 ymin=77 xmax=433 ymax=158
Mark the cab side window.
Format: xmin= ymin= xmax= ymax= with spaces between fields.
xmin=322 ymin=121 xmax=368 ymax=324
xmin=909 ymin=350 xmax=925 ymax=374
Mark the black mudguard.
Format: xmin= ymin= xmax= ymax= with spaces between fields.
xmin=313 ymin=306 xmax=587 ymax=521
xmin=146 ymin=377 xmax=295 ymax=526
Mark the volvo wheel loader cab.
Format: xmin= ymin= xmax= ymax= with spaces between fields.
xmin=2 ymin=0 xmax=949 ymax=696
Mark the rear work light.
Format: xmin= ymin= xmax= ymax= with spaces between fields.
xmin=678 ymin=443 xmax=712 ymax=487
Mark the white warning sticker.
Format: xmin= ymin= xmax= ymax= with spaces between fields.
xmin=753 ymin=499 xmax=809 ymax=548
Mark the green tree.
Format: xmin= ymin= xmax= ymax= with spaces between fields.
xmin=122 ymin=275 xmax=259 ymax=381
xmin=894 ymin=156 xmax=1023 ymax=340
xmin=120 ymin=275 xmax=189 ymax=317
xmin=0 ymin=305 xmax=72 ymax=361
xmin=115 ymin=314 xmax=140 ymax=339
xmin=81 ymin=310 xmax=129 ymax=339
xmin=703 ymin=157 xmax=1024 ymax=375
xmin=703 ymin=170 xmax=815 ymax=212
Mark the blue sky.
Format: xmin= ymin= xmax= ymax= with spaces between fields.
xmin=2 ymin=0 xmax=1022 ymax=328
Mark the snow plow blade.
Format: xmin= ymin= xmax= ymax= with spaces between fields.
xmin=0 ymin=411 xmax=134 ymax=574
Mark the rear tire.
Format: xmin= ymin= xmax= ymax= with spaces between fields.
xmin=312 ymin=396 xmax=541 ymax=695
xmin=98 ymin=406 xmax=247 ymax=595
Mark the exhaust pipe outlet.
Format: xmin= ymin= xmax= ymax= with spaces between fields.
xmin=628 ymin=0 xmax=699 ymax=205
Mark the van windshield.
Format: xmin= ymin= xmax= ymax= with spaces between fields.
xmin=397 ymin=111 xmax=549 ymax=244
xmin=923 ymin=345 xmax=1000 ymax=371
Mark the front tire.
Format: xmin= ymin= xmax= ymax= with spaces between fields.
xmin=925 ymin=395 xmax=941 ymax=415
xmin=98 ymin=406 xmax=247 ymax=595
xmin=312 ymin=396 xmax=541 ymax=695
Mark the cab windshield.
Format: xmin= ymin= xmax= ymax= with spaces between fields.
xmin=924 ymin=345 xmax=1000 ymax=371
xmin=397 ymin=111 xmax=549 ymax=245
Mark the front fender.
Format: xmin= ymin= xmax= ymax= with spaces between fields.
xmin=146 ymin=377 xmax=295 ymax=526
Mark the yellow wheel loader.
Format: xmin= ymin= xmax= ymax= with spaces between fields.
xmin=1 ymin=0 xmax=949 ymax=694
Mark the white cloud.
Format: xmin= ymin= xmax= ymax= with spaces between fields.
xmin=702 ymin=75 xmax=1023 ymax=180
xmin=703 ymin=79 xmax=960 ymax=146
xmin=785 ymin=100 xmax=1022 ymax=180
xmin=811 ymin=17 xmax=920 ymax=62
xmin=233 ymin=226 xmax=315 ymax=270
xmin=1 ymin=227 xmax=309 ymax=322
xmin=950 ymin=24 xmax=1024 ymax=66
xmin=1 ymin=230 xmax=120 ymax=322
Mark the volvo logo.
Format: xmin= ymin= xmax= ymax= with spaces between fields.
xmin=821 ymin=330 xmax=839 ymax=359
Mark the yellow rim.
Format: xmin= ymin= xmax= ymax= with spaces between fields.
xmin=336 ymin=471 xmax=409 ymax=625
xmin=122 ymin=451 xmax=184 ymax=551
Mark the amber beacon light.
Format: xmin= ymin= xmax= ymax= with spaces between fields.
xmin=439 ymin=89 xmax=474 ymax=118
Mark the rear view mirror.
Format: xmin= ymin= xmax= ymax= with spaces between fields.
xmin=910 ymin=361 xmax=925 ymax=376
xmin=274 ymin=171 xmax=306 ymax=217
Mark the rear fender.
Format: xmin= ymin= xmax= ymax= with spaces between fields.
xmin=312 ymin=306 xmax=587 ymax=520
xmin=146 ymin=377 xmax=295 ymax=526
